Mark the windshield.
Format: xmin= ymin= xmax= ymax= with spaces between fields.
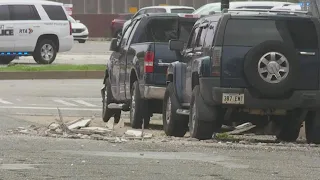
xmin=193 ymin=3 xmax=221 ymax=15
xmin=68 ymin=16 xmax=76 ymax=23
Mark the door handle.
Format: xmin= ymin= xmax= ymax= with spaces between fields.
xmin=300 ymin=51 xmax=315 ymax=56
xmin=195 ymin=52 xmax=203 ymax=56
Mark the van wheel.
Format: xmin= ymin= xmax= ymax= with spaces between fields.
xmin=0 ymin=56 xmax=15 ymax=64
xmin=305 ymin=111 xmax=320 ymax=144
xmin=130 ymin=81 xmax=150 ymax=129
xmin=33 ymin=39 xmax=57 ymax=64
xmin=102 ymin=79 xmax=121 ymax=123
xmin=276 ymin=110 xmax=302 ymax=142
xmin=162 ymin=83 xmax=188 ymax=137
xmin=189 ymin=85 xmax=222 ymax=140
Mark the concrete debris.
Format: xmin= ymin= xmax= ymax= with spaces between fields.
xmin=125 ymin=130 xmax=152 ymax=138
xmin=68 ymin=118 xmax=92 ymax=130
xmin=227 ymin=122 xmax=256 ymax=135
xmin=81 ymin=127 xmax=111 ymax=133
xmin=48 ymin=123 xmax=60 ymax=130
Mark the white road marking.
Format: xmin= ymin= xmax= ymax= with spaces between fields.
xmin=73 ymin=100 xmax=97 ymax=107
xmin=53 ymin=99 xmax=78 ymax=106
xmin=0 ymin=106 xmax=100 ymax=111
xmin=0 ymin=99 xmax=13 ymax=105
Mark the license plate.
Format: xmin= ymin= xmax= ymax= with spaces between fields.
xmin=222 ymin=93 xmax=244 ymax=104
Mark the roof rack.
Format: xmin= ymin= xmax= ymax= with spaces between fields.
xmin=226 ymin=9 xmax=310 ymax=15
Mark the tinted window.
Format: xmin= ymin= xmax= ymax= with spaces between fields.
xmin=0 ymin=5 xmax=10 ymax=20
xmin=187 ymin=27 xmax=200 ymax=48
xmin=42 ymin=5 xmax=67 ymax=20
xmin=224 ymin=19 xmax=283 ymax=46
xmin=203 ymin=22 xmax=217 ymax=48
xmin=171 ymin=8 xmax=194 ymax=13
xmin=127 ymin=20 xmax=140 ymax=44
xmin=178 ymin=21 xmax=195 ymax=42
xmin=9 ymin=5 xmax=40 ymax=20
xmin=197 ymin=25 xmax=208 ymax=47
xmin=155 ymin=8 xmax=166 ymax=13
xmin=120 ymin=22 xmax=135 ymax=47
xmin=224 ymin=19 xmax=318 ymax=49
xmin=145 ymin=9 xmax=155 ymax=13
xmin=146 ymin=19 xmax=178 ymax=42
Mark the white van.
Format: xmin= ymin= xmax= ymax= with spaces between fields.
xmin=0 ymin=0 xmax=73 ymax=64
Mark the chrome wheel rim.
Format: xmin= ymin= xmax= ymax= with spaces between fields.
xmin=165 ymin=97 xmax=171 ymax=124
xmin=258 ymin=52 xmax=289 ymax=84
xmin=41 ymin=44 xmax=54 ymax=61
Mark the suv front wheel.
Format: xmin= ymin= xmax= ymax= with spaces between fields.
xmin=33 ymin=39 xmax=57 ymax=64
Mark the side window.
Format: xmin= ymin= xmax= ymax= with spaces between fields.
xmin=120 ymin=21 xmax=135 ymax=47
xmin=155 ymin=8 xmax=166 ymax=13
xmin=196 ymin=24 xmax=208 ymax=48
xmin=145 ymin=9 xmax=155 ymax=13
xmin=0 ymin=5 xmax=10 ymax=20
xmin=9 ymin=5 xmax=41 ymax=20
xmin=203 ymin=22 xmax=217 ymax=48
xmin=286 ymin=20 xmax=318 ymax=49
xmin=187 ymin=26 xmax=200 ymax=49
xmin=127 ymin=20 xmax=141 ymax=45
xmin=133 ymin=9 xmax=145 ymax=18
xmin=42 ymin=5 xmax=68 ymax=20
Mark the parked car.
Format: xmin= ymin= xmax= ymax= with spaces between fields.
xmin=192 ymin=1 xmax=294 ymax=16
xmin=68 ymin=16 xmax=89 ymax=43
xmin=0 ymin=0 xmax=73 ymax=64
xmin=164 ymin=9 xmax=320 ymax=144
xmin=101 ymin=13 xmax=198 ymax=129
xmin=111 ymin=13 xmax=133 ymax=38
xmin=271 ymin=3 xmax=302 ymax=11
xmin=122 ymin=6 xmax=195 ymax=35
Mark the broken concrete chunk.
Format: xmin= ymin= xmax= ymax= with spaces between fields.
xmin=235 ymin=122 xmax=253 ymax=130
xmin=125 ymin=130 xmax=152 ymax=138
xmin=81 ymin=127 xmax=111 ymax=133
xmin=68 ymin=119 xmax=91 ymax=130
xmin=48 ymin=123 xmax=60 ymax=130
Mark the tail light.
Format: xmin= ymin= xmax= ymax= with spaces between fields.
xmin=111 ymin=19 xmax=115 ymax=26
xmin=69 ymin=21 xmax=72 ymax=35
xmin=144 ymin=51 xmax=154 ymax=73
xmin=212 ymin=46 xmax=221 ymax=76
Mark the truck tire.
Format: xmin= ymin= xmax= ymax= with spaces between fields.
xmin=305 ymin=111 xmax=320 ymax=144
xmin=189 ymin=85 xmax=222 ymax=140
xmin=102 ymin=79 xmax=121 ymax=123
xmin=0 ymin=56 xmax=15 ymax=64
xmin=276 ymin=110 xmax=302 ymax=142
xmin=33 ymin=39 xmax=57 ymax=64
xmin=130 ymin=81 xmax=150 ymax=129
xmin=162 ymin=83 xmax=188 ymax=137
xmin=244 ymin=40 xmax=299 ymax=97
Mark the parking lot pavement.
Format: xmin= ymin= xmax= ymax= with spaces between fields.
xmin=12 ymin=41 xmax=112 ymax=65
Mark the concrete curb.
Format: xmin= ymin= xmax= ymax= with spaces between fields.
xmin=0 ymin=71 xmax=104 ymax=80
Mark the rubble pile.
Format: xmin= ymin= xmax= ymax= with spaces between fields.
xmin=7 ymin=109 xmax=153 ymax=143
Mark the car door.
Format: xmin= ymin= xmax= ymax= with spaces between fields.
xmin=9 ymin=4 xmax=41 ymax=52
xmin=0 ymin=5 xmax=15 ymax=52
xmin=182 ymin=25 xmax=201 ymax=103
xmin=112 ymin=20 xmax=136 ymax=100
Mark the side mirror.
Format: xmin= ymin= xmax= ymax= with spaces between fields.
xmin=110 ymin=38 xmax=119 ymax=52
xmin=76 ymin=20 xmax=80 ymax=23
xmin=169 ymin=39 xmax=184 ymax=51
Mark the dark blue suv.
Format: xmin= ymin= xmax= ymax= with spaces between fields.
xmin=163 ymin=10 xmax=320 ymax=144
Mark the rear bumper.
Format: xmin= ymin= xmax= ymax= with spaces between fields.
xmin=200 ymin=77 xmax=320 ymax=109
xmin=143 ymin=85 xmax=166 ymax=100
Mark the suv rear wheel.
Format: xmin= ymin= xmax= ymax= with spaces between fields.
xmin=276 ymin=110 xmax=303 ymax=142
xmin=33 ymin=39 xmax=57 ymax=64
xmin=189 ymin=85 xmax=222 ymax=140
xmin=102 ymin=79 xmax=121 ymax=123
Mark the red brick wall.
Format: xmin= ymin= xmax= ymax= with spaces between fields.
xmin=72 ymin=14 xmax=119 ymax=38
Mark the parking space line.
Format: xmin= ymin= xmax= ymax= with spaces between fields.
xmin=72 ymin=100 xmax=97 ymax=107
xmin=0 ymin=99 xmax=13 ymax=105
xmin=53 ymin=99 xmax=78 ymax=106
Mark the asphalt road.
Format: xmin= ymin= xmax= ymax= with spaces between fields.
xmin=1 ymin=79 xmax=320 ymax=179
xmin=12 ymin=41 xmax=111 ymax=65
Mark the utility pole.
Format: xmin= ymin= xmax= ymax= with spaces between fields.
xmin=221 ymin=0 xmax=230 ymax=11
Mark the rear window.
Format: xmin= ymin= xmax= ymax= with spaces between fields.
xmin=140 ymin=18 xmax=195 ymax=43
xmin=223 ymin=19 xmax=318 ymax=49
xmin=42 ymin=5 xmax=67 ymax=20
xmin=171 ymin=8 xmax=194 ymax=14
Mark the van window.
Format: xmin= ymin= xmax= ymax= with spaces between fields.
xmin=42 ymin=5 xmax=68 ymax=20
xmin=0 ymin=5 xmax=10 ymax=20
xmin=9 ymin=5 xmax=41 ymax=20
